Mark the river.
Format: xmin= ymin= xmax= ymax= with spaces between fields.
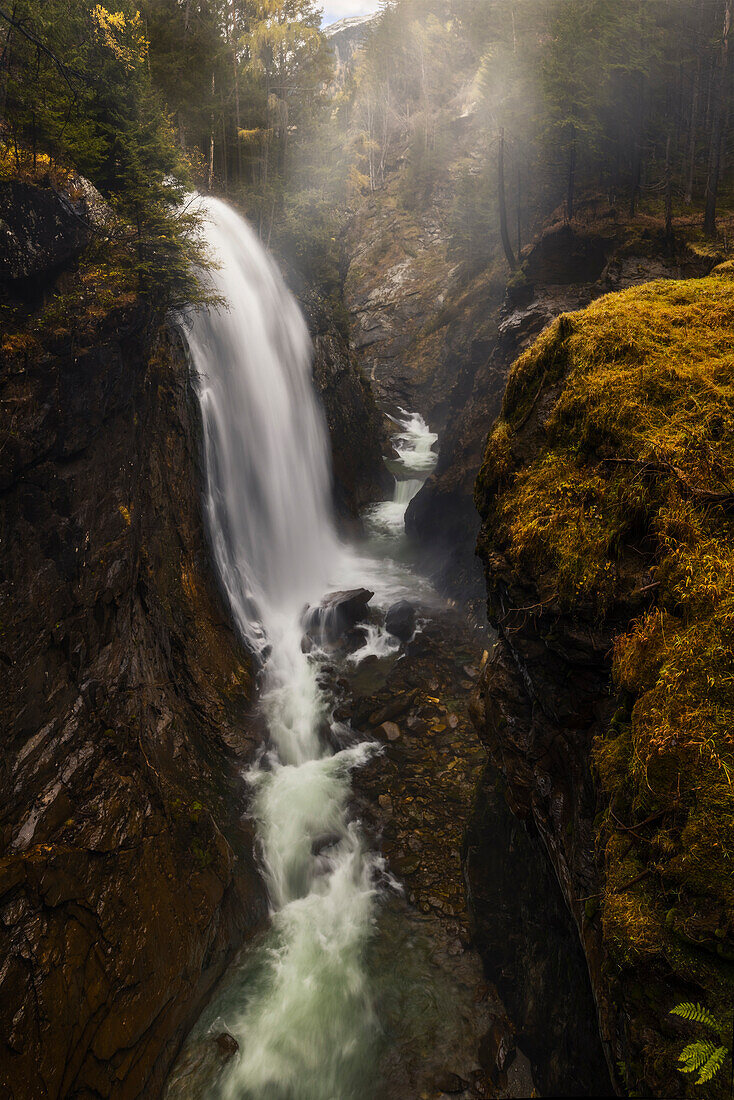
xmin=164 ymin=197 xmax=532 ymax=1100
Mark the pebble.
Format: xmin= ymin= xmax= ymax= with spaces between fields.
xmin=380 ymin=721 xmax=400 ymax=741
xmin=378 ymin=793 xmax=393 ymax=813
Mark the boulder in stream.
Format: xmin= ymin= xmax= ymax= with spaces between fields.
xmin=303 ymin=588 xmax=374 ymax=642
xmin=385 ymin=599 xmax=416 ymax=641
xmin=214 ymin=1031 xmax=239 ymax=1060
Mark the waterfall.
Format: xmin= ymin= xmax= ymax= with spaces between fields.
xmin=365 ymin=411 xmax=438 ymax=540
xmin=181 ymin=196 xmax=382 ymax=1099
xmin=184 ymin=196 xmax=340 ymax=655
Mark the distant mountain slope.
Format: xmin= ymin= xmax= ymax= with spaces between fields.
xmin=324 ymin=12 xmax=376 ymax=73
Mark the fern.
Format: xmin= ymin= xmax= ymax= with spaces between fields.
xmin=671 ymin=1002 xmax=721 ymax=1031
xmin=679 ymin=1040 xmax=718 ymax=1073
xmin=698 ymin=1046 xmax=728 ymax=1085
xmin=671 ymin=1002 xmax=729 ymax=1087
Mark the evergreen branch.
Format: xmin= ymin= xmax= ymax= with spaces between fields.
xmin=0 ymin=5 xmax=89 ymax=90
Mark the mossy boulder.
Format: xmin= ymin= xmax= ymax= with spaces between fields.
xmin=474 ymin=269 xmax=734 ymax=1097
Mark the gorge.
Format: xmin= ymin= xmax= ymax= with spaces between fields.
xmin=2 ymin=2 xmax=734 ymax=1099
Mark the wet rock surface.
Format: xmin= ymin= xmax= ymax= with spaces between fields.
xmin=294 ymin=277 xmax=389 ymax=519
xmin=343 ymin=614 xmax=537 ymax=1098
xmin=311 ymin=328 xmax=390 ymax=518
xmin=384 ymin=598 xmax=416 ymax=641
xmin=0 ymin=179 xmax=92 ymax=289
xmin=0 ymin=302 xmax=267 ymax=1096
xmin=304 ymin=587 xmax=375 ymax=642
xmin=465 ymin=771 xmax=613 ymax=1097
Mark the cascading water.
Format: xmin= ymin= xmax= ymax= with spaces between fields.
xmin=365 ymin=411 xmax=438 ymax=541
xmin=182 ymin=196 xmax=384 ymax=1099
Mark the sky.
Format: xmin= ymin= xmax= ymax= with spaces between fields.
xmin=322 ymin=2 xmax=376 ymax=26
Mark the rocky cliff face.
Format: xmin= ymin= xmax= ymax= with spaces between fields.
xmin=286 ymin=274 xmax=390 ymax=521
xmin=471 ymin=264 xmax=734 ymax=1097
xmin=324 ymin=13 xmax=375 ymax=82
xmin=311 ymin=325 xmax=390 ymax=519
xmin=0 ymin=178 xmax=394 ymax=1096
xmin=408 ymin=207 xmax=718 ymax=607
xmin=344 ymin=187 xmax=501 ymax=431
xmin=0 ymin=182 xmax=268 ymax=1097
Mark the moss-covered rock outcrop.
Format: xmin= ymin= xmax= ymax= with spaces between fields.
xmin=473 ymin=267 xmax=734 ymax=1096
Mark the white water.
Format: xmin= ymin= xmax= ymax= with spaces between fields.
xmin=365 ymin=411 xmax=438 ymax=541
xmin=182 ymin=196 xmax=430 ymax=1100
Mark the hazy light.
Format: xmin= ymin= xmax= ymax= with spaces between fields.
xmin=322 ymin=2 xmax=376 ymax=26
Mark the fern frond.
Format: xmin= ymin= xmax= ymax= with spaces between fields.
xmin=678 ymin=1040 xmax=716 ymax=1073
xmin=671 ymin=1002 xmax=721 ymax=1031
xmin=697 ymin=1045 xmax=727 ymax=1084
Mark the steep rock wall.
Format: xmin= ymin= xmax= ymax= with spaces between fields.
xmin=0 ymin=184 xmax=267 ymax=1098
xmin=471 ymin=268 xmax=734 ymax=1097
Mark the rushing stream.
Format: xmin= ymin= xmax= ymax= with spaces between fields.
xmin=365 ymin=411 xmax=438 ymax=543
xmin=174 ymin=197 xmax=439 ymax=1099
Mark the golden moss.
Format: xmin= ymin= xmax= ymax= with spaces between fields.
xmin=477 ymin=268 xmax=734 ymax=1087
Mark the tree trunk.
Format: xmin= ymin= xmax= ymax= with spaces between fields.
xmin=629 ymin=75 xmax=645 ymax=218
xmin=685 ymin=56 xmax=700 ymax=203
xmin=208 ymin=70 xmax=215 ymax=193
xmin=498 ymin=128 xmax=517 ymax=270
xmin=221 ymin=115 xmax=228 ymax=193
xmin=566 ymin=128 xmax=576 ymax=221
xmin=704 ymin=0 xmax=732 ymax=237
xmin=664 ymin=133 xmax=673 ymax=244
xmin=0 ymin=3 xmax=16 ymax=126
xmin=231 ymin=0 xmax=242 ymax=184
xmin=516 ymin=162 xmax=522 ymax=257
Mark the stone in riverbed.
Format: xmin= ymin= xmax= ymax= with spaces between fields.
xmin=385 ymin=599 xmax=416 ymax=641
xmin=368 ymin=689 xmax=416 ymax=726
xmin=303 ymin=588 xmax=374 ymax=642
xmin=214 ymin=1031 xmax=239 ymax=1059
xmin=380 ymin=721 xmax=400 ymax=741
xmin=433 ymin=1070 xmax=468 ymax=1094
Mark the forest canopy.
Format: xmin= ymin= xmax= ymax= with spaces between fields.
xmin=1 ymin=0 xmax=732 ymax=294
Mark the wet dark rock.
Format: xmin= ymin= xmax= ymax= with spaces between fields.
xmin=478 ymin=1018 xmax=515 ymax=1083
xmin=433 ymin=1070 xmax=468 ymax=1093
xmin=380 ymin=721 xmax=400 ymax=741
xmin=311 ymin=832 xmax=343 ymax=856
xmin=367 ymin=690 xmax=416 ymax=727
xmin=0 ymin=298 xmax=265 ymax=1096
xmin=291 ymin=274 xmax=388 ymax=520
xmin=214 ymin=1032 xmax=239 ymax=1060
xmin=311 ymin=330 xmax=390 ymax=517
xmin=385 ymin=599 xmax=416 ymax=641
xmin=0 ymin=180 xmax=93 ymax=292
xmin=522 ymin=221 xmax=614 ymax=285
xmin=303 ymin=588 xmax=374 ymax=642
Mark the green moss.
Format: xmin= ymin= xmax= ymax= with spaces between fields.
xmin=476 ymin=269 xmax=734 ymax=1092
